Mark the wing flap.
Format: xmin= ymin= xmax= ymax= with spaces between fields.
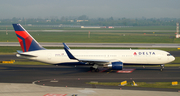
xmin=78 ymin=59 xmax=110 ymax=64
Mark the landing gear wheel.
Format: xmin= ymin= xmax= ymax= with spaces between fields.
xmin=90 ymin=67 xmax=95 ymax=72
xmin=92 ymin=69 xmax=96 ymax=72
xmin=90 ymin=67 xmax=99 ymax=72
xmin=95 ymin=68 xmax=99 ymax=72
xmin=90 ymin=67 xmax=93 ymax=71
xmin=160 ymin=65 xmax=164 ymax=72
xmin=160 ymin=69 xmax=163 ymax=72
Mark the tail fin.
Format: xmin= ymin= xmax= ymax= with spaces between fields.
xmin=12 ymin=24 xmax=45 ymax=52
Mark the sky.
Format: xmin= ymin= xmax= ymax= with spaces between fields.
xmin=0 ymin=0 xmax=180 ymax=19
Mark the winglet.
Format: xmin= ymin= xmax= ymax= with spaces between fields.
xmin=63 ymin=42 xmax=75 ymax=59
xmin=63 ymin=43 xmax=70 ymax=50
xmin=64 ymin=47 xmax=77 ymax=60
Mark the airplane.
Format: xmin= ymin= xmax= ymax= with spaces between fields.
xmin=12 ymin=24 xmax=175 ymax=72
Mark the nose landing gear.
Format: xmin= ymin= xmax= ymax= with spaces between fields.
xmin=160 ymin=64 xmax=164 ymax=71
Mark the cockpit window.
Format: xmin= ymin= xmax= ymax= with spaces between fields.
xmin=167 ymin=54 xmax=171 ymax=56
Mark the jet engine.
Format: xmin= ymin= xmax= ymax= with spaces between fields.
xmin=108 ymin=62 xmax=123 ymax=70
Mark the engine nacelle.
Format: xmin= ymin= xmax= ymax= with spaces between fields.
xmin=108 ymin=62 xmax=123 ymax=70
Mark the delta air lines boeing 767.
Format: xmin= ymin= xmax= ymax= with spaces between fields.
xmin=12 ymin=24 xmax=175 ymax=72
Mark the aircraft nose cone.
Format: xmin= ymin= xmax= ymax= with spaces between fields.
xmin=170 ymin=56 xmax=175 ymax=62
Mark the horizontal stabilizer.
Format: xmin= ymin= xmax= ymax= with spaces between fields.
xmin=17 ymin=50 xmax=23 ymax=54
xmin=18 ymin=53 xmax=37 ymax=57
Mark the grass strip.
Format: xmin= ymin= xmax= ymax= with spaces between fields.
xmin=0 ymin=31 xmax=178 ymax=43
xmin=87 ymin=82 xmax=180 ymax=89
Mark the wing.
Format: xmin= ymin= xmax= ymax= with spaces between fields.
xmin=63 ymin=46 xmax=120 ymax=65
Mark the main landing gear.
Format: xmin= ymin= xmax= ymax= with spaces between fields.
xmin=90 ymin=64 xmax=99 ymax=72
xmin=160 ymin=64 xmax=164 ymax=71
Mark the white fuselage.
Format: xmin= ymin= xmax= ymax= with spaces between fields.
xmin=17 ymin=49 xmax=175 ymax=65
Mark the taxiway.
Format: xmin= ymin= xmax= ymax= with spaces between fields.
xmin=0 ymin=54 xmax=180 ymax=96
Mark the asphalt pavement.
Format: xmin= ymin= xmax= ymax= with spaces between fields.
xmin=0 ymin=54 xmax=180 ymax=96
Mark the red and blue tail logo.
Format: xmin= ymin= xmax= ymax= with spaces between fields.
xmin=12 ymin=24 xmax=45 ymax=52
